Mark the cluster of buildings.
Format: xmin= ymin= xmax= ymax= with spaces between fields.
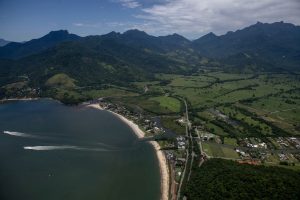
xmin=96 ymin=100 xmax=165 ymax=135
xmin=1 ymin=85 xmax=40 ymax=99
xmin=208 ymin=108 xmax=239 ymax=126
xmin=94 ymin=99 xmax=191 ymax=191
xmin=289 ymin=137 xmax=300 ymax=149
xmin=235 ymin=148 xmax=251 ymax=158
xmin=197 ymin=123 xmax=300 ymax=165
xmin=240 ymin=138 xmax=267 ymax=149
xmin=176 ymin=136 xmax=186 ymax=150
xmin=94 ymin=99 xmax=300 ymax=188
xmin=276 ymin=137 xmax=300 ymax=149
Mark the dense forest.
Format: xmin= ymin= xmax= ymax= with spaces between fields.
xmin=1 ymin=22 xmax=300 ymax=91
xmin=184 ymin=159 xmax=300 ymax=200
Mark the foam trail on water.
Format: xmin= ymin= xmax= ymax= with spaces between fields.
xmin=23 ymin=145 xmax=115 ymax=152
xmin=3 ymin=131 xmax=119 ymax=149
xmin=3 ymin=131 xmax=36 ymax=138
xmin=96 ymin=142 xmax=119 ymax=149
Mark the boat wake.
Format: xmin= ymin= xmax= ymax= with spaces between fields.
xmin=4 ymin=130 xmax=126 ymax=152
xmin=3 ymin=131 xmax=39 ymax=138
xmin=23 ymin=145 xmax=116 ymax=152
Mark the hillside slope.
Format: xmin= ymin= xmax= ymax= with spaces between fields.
xmin=193 ymin=22 xmax=300 ymax=71
xmin=0 ymin=30 xmax=81 ymax=59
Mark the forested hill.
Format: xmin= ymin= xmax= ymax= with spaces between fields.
xmin=193 ymin=22 xmax=300 ymax=71
xmin=0 ymin=21 xmax=300 ymax=90
xmin=184 ymin=159 xmax=300 ymax=200
xmin=0 ymin=30 xmax=204 ymax=88
xmin=0 ymin=30 xmax=81 ymax=59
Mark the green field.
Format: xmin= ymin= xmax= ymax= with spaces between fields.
xmin=218 ymin=105 xmax=273 ymax=136
xmin=45 ymin=73 xmax=76 ymax=89
xmin=130 ymin=71 xmax=300 ymax=137
xmin=224 ymin=137 xmax=238 ymax=146
xmin=150 ymin=71 xmax=300 ymax=137
xmin=156 ymin=73 xmax=299 ymax=110
xmin=204 ymin=122 xmax=229 ymax=136
xmin=46 ymin=87 xmax=138 ymax=104
xmin=160 ymin=116 xmax=186 ymax=135
xmin=41 ymin=71 xmax=299 ymax=137
xmin=83 ymin=88 xmax=138 ymax=99
xmin=202 ymin=142 xmax=239 ymax=159
xmin=149 ymin=96 xmax=181 ymax=113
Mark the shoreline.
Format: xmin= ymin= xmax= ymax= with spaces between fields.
xmin=87 ymin=104 xmax=169 ymax=200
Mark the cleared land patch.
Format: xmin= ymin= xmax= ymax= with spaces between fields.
xmin=149 ymin=96 xmax=181 ymax=113
xmin=45 ymin=73 xmax=76 ymax=89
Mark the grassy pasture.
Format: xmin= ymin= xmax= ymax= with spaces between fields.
xmin=83 ymin=88 xmax=138 ymax=99
xmin=218 ymin=105 xmax=273 ymax=136
xmin=202 ymin=142 xmax=239 ymax=159
xmin=114 ymin=95 xmax=181 ymax=114
xmin=118 ymin=72 xmax=300 ymax=137
xmin=152 ymin=72 xmax=300 ymax=137
xmin=206 ymin=72 xmax=254 ymax=81
xmin=161 ymin=116 xmax=186 ymax=135
xmin=224 ymin=137 xmax=238 ymax=146
xmin=45 ymin=73 xmax=76 ymax=89
xmin=249 ymin=95 xmax=300 ymax=123
xmin=204 ymin=122 xmax=229 ymax=136
xmin=158 ymin=73 xmax=299 ymax=110
xmin=149 ymin=96 xmax=181 ymax=113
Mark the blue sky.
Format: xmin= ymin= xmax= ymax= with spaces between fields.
xmin=1 ymin=0 xmax=299 ymax=41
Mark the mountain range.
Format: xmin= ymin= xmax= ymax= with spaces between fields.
xmin=0 ymin=39 xmax=12 ymax=47
xmin=0 ymin=30 xmax=80 ymax=59
xmin=193 ymin=21 xmax=300 ymax=71
xmin=0 ymin=21 xmax=299 ymax=89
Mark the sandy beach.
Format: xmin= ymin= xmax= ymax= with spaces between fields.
xmin=87 ymin=103 xmax=169 ymax=200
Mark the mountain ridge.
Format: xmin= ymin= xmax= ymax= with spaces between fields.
xmin=0 ymin=21 xmax=299 ymax=92
xmin=0 ymin=38 xmax=12 ymax=47
xmin=0 ymin=30 xmax=81 ymax=59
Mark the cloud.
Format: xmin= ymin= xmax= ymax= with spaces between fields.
xmin=73 ymin=23 xmax=84 ymax=27
xmin=72 ymin=22 xmax=102 ymax=28
xmin=119 ymin=0 xmax=141 ymax=8
xmin=135 ymin=0 xmax=300 ymax=38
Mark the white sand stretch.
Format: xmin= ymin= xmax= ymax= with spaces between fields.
xmin=87 ymin=103 xmax=169 ymax=200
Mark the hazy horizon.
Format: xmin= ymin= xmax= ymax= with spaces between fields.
xmin=1 ymin=21 xmax=298 ymax=43
xmin=1 ymin=0 xmax=299 ymax=42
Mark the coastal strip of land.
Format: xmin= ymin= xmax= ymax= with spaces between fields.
xmin=87 ymin=103 xmax=169 ymax=200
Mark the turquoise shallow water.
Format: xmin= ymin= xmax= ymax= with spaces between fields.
xmin=0 ymin=99 xmax=160 ymax=200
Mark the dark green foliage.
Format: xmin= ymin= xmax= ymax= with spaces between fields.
xmin=1 ymin=22 xmax=300 ymax=101
xmin=161 ymin=117 xmax=186 ymax=135
xmin=0 ymin=30 xmax=204 ymax=89
xmin=235 ymin=107 xmax=291 ymax=137
xmin=184 ymin=159 xmax=300 ymax=200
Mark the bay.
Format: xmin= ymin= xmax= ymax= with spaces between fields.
xmin=0 ymin=99 xmax=160 ymax=200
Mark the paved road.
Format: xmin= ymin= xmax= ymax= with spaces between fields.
xmin=184 ymin=100 xmax=195 ymax=182
xmin=177 ymin=99 xmax=195 ymax=200
xmin=176 ymin=99 xmax=190 ymax=200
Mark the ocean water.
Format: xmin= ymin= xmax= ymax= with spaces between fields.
xmin=0 ymin=99 xmax=160 ymax=200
